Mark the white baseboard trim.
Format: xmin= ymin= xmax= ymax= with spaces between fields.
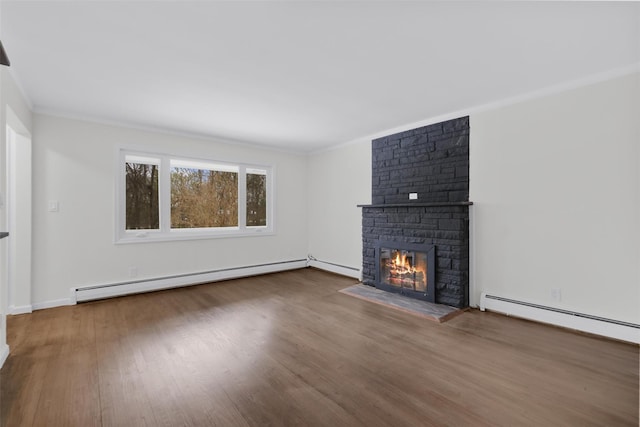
xmin=8 ymin=304 xmax=33 ymax=315
xmin=0 ymin=343 xmax=9 ymax=369
xmin=75 ymin=259 xmax=308 ymax=303
xmin=480 ymin=292 xmax=640 ymax=344
xmin=307 ymin=259 xmax=361 ymax=279
xmin=32 ymin=298 xmax=74 ymax=311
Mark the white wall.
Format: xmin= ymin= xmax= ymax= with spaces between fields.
xmin=307 ymin=140 xmax=371 ymax=276
xmin=31 ymin=114 xmax=308 ymax=306
xmin=470 ymin=72 xmax=640 ymax=324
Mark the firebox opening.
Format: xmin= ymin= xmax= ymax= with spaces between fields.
xmin=380 ymin=248 xmax=428 ymax=292
xmin=375 ymin=241 xmax=436 ymax=303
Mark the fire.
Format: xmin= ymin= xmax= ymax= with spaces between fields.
xmin=382 ymin=248 xmax=428 ymax=292
xmin=391 ymin=252 xmax=415 ymax=274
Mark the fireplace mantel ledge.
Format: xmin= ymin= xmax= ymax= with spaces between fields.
xmin=357 ymin=201 xmax=473 ymax=208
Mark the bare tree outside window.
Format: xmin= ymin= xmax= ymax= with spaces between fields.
xmin=125 ymin=162 xmax=159 ymax=230
xmin=120 ymin=151 xmax=271 ymax=242
xmin=246 ymin=172 xmax=267 ymax=226
xmin=171 ymin=167 xmax=238 ymax=228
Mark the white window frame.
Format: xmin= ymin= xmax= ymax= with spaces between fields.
xmin=115 ymin=148 xmax=274 ymax=244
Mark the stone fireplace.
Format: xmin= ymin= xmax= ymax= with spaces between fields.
xmin=359 ymin=116 xmax=470 ymax=308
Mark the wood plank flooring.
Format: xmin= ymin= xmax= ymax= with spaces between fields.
xmin=1 ymin=268 xmax=638 ymax=426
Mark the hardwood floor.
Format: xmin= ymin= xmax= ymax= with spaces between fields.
xmin=1 ymin=268 xmax=638 ymax=426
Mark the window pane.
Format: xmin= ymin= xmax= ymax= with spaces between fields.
xmin=125 ymin=162 xmax=159 ymax=230
xmin=171 ymin=167 xmax=238 ymax=228
xmin=246 ymin=172 xmax=267 ymax=226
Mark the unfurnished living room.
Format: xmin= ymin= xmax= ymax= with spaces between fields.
xmin=0 ymin=1 xmax=638 ymax=426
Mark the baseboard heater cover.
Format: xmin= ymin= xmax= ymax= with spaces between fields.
xmin=306 ymin=257 xmax=361 ymax=279
xmin=75 ymin=259 xmax=307 ymax=303
xmin=480 ymin=293 xmax=640 ymax=344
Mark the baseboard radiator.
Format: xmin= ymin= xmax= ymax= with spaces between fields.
xmin=306 ymin=256 xmax=361 ymax=280
xmin=75 ymin=259 xmax=307 ymax=303
xmin=480 ymin=293 xmax=640 ymax=344
xmin=480 ymin=292 xmax=640 ymax=344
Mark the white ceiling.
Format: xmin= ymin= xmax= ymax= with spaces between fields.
xmin=1 ymin=1 xmax=639 ymax=152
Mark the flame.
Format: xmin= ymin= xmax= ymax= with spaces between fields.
xmin=391 ymin=252 xmax=414 ymax=273
xmin=384 ymin=249 xmax=427 ymax=291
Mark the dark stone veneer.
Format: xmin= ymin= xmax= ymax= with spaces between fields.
xmin=362 ymin=116 xmax=470 ymax=308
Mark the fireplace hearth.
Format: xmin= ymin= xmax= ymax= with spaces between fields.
xmin=375 ymin=240 xmax=435 ymax=302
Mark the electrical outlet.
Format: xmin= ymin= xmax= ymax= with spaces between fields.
xmin=409 ymin=192 xmax=418 ymax=200
xmin=551 ymin=288 xmax=562 ymax=302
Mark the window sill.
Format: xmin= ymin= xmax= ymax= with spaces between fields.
xmin=115 ymin=228 xmax=274 ymax=244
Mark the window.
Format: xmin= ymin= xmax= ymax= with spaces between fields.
xmin=246 ymin=168 xmax=267 ymax=227
xmin=170 ymin=160 xmax=239 ymax=229
xmin=125 ymin=156 xmax=160 ymax=230
xmin=117 ymin=149 xmax=273 ymax=243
